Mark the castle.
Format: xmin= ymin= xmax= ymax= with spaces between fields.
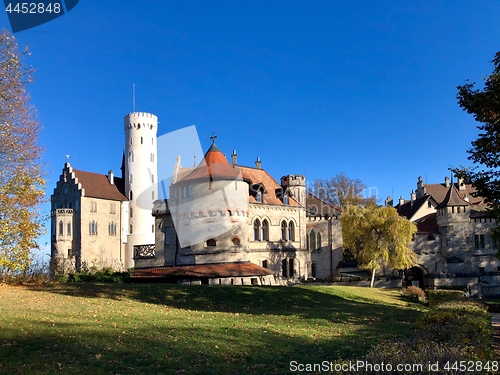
xmin=50 ymin=112 xmax=342 ymax=284
xmin=51 ymin=112 xmax=500 ymax=293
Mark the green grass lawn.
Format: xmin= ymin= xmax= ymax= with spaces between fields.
xmin=0 ymin=283 xmax=424 ymax=375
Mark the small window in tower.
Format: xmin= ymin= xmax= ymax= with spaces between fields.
xmin=188 ymin=185 xmax=192 ymax=197
xmin=152 ymin=224 xmax=154 ymax=233
xmin=257 ymin=191 xmax=262 ymax=203
xmin=59 ymin=221 xmax=63 ymax=236
xmin=262 ymin=260 xmax=268 ymax=269
xmin=428 ymin=201 xmax=432 ymax=208
xmin=67 ymin=222 xmax=71 ymax=236
xmin=151 ymin=138 xmax=154 ymax=145
xmin=151 ymin=174 xmax=154 ymax=183
xmin=130 ymin=191 xmax=133 ymax=200
xmin=130 ymin=208 xmax=133 ymax=218
xmin=130 ymin=224 xmax=133 ymax=234
xmin=141 ymin=137 xmax=143 ymax=144
xmin=129 ymin=174 xmax=133 ymax=183
xmin=152 ymin=190 xmax=155 ymax=200
xmin=129 ymin=137 xmax=132 ymax=145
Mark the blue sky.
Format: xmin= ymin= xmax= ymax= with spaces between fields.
xmin=1 ymin=1 xmax=500 ymax=259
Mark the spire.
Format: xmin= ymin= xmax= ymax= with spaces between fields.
xmin=436 ymin=184 xmax=469 ymax=209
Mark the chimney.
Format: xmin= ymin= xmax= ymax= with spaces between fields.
xmin=385 ymin=196 xmax=393 ymax=207
xmin=108 ymin=170 xmax=114 ymax=185
xmin=255 ymin=157 xmax=261 ymax=169
xmin=410 ymin=190 xmax=416 ymax=206
xmin=399 ymin=196 xmax=405 ymax=206
xmin=231 ymin=149 xmax=237 ymax=166
xmin=445 ymin=176 xmax=450 ymax=188
xmin=458 ymin=177 xmax=466 ymax=191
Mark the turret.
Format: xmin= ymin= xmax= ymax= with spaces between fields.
xmin=281 ymin=174 xmax=306 ymax=207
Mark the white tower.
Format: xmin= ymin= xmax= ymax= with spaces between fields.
xmin=124 ymin=112 xmax=158 ymax=268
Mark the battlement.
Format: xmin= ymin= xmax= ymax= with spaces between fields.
xmin=124 ymin=112 xmax=158 ymax=130
xmin=281 ymin=174 xmax=306 ymax=186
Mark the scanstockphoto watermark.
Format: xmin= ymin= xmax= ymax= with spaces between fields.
xmin=3 ymin=0 xmax=79 ymax=33
xmin=289 ymin=360 xmax=499 ymax=373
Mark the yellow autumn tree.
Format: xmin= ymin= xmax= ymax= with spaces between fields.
xmin=0 ymin=29 xmax=45 ymax=280
xmin=341 ymin=204 xmax=417 ymax=288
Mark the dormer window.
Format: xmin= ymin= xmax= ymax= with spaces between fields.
xmin=283 ymin=195 xmax=289 ymax=205
xmin=257 ymin=191 xmax=262 ymax=203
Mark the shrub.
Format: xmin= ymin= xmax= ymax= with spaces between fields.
xmin=425 ymin=289 xmax=463 ymax=306
xmin=404 ymin=285 xmax=426 ymax=302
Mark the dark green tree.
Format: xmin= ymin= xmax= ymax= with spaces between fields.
xmin=455 ymin=51 xmax=500 ymax=257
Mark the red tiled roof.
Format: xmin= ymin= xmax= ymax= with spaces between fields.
xmin=131 ymin=262 xmax=273 ymax=278
xmin=239 ymin=166 xmax=300 ymax=207
xmin=179 ymin=143 xmax=241 ymax=182
xmin=73 ymin=169 xmax=128 ymax=201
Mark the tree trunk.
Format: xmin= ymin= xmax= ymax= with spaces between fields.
xmin=370 ymin=269 xmax=376 ymax=288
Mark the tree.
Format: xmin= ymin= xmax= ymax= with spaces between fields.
xmin=310 ymin=173 xmax=376 ymax=209
xmin=0 ymin=29 xmax=45 ymax=280
xmin=454 ymin=51 xmax=500 ymax=257
xmin=341 ymin=204 xmax=417 ymax=288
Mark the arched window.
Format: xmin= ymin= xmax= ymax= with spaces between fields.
xmin=311 ymin=263 xmax=317 ymax=278
xmin=288 ymin=221 xmax=295 ymax=241
xmin=59 ymin=221 xmax=63 ymax=235
xmin=261 ymin=219 xmax=269 ymax=241
xmin=130 ymin=191 xmax=133 ymax=200
xmin=67 ymin=222 xmax=71 ymax=236
xmin=308 ymin=230 xmax=316 ymax=251
xmin=281 ymin=221 xmax=287 ymax=241
xmin=316 ymin=232 xmax=322 ymax=250
xmin=289 ymin=258 xmax=294 ymax=278
xmin=253 ymin=219 xmax=261 ymax=241
xmin=206 ymin=238 xmax=217 ymax=247
xmin=231 ymin=237 xmax=241 ymax=246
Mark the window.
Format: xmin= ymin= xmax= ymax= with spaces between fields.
xmin=311 ymin=263 xmax=316 ymax=278
xmin=151 ymin=174 xmax=154 ymax=183
xmin=262 ymin=260 xmax=268 ymax=269
xmin=182 ymin=186 xmax=187 ymax=198
xmin=289 ymin=258 xmax=294 ymax=278
xmin=152 ymin=190 xmax=155 ymax=200
xmin=152 ymin=224 xmax=154 ymax=233
xmin=130 ymin=191 xmax=133 ymax=200
xmin=308 ymin=230 xmax=317 ymax=251
xmin=68 ymin=249 xmax=73 ymax=258
xmin=130 ymin=207 xmax=133 ymax=218
xmin=474 ymin=234 xmax=485 ymax=249
xmin=428 ymin=201 xmax=432 ymax=208
xmin=110 ymin=203 xmax=116 ymax=214
xmin=150 ymin=153 xmax=154 ymax=162
xmin=479 ymin=267 xmax=485 ymax=274
xmin=108 ymin=222 xmax=117 ymax=235
xmin=67 ymin=222 xmax=71 ymax=236
xmin=253 ymin=219 xmax=261 ymax=241
xmin=261 ymin=219 xmax=269 ymax=241
xmin=288 ymin=221 xmax=295 ymax=241
xmin=89 ymin=220 xmax=97 ymax=235
xmin=129 ymin=174 xmax=133 ymax=183
xmin=164 ymin=227 xmax=171 ymax=245
xmin=232 ymin=237 xmax=241 ymax=246
xmin=188 ymin=185 xmax=192 ymax=197
xmin=282 ymin=259 xmax=288 ymax=278
xmin=281 ymin=221 xmax=287 ymax=241
xmin=90 ymin=201 xmax=97 ymax=212
xmin=493 ymin=236 xmax=498 ymax=249
xmin=130 ymin=224 xmax=133 ymax=234
xmin=316 ymin=232 xmax=322 ymax=250
xmin=129 ymin=137 xmax=132 ymax=145
xmin=141 ymin=136 xmax=143 ymax=144
xmin=257 ymin=191 xmax=262 ymax=203
xmin=283 ymin=195 xmax=289 ymax=205
xmin=59 ymin=221 xmax=63 ymax=236
xmin=206 ymin=238 xmax=217 ymax=247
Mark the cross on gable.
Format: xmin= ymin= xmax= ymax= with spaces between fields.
xmin=210 ymin=132 xmax=217 ymax=144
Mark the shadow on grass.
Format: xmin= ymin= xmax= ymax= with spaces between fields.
xmin=1 ymin=283 xmax=426 ymax=374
